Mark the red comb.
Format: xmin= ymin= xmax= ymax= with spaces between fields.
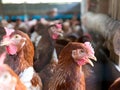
xmin=4 ymin=27 xmax=15 ymax=36
xmin=0 ymin=52 xmax=6 ymax=65
xmin=56 ymin=24 xmax=62 ymax=29
xmin=84 ymin=42 xmax=94 ymax=54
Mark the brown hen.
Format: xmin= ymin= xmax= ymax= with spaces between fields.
xmin=48 ymin=42 xmax=97 ymax=90
xmin=0 ymin=28 xmax=42 ymax=90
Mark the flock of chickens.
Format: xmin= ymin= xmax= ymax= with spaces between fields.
xmin=0 ymin=20 xmax=119 ymax=90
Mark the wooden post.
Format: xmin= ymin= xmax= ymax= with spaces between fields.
xmin=96 ymin=0 xmax=109 ymax=14
xmin=108 ymin=0 xmax=120 ymax=20
xmin=117 ymin=0 xmax=120 ymax=20
xmin=81 ymin=0 xmax=90 ymax=16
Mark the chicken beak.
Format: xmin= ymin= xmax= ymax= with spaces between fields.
xmin=87 ymin=60 xmax=94 ymax=67
xmin=59 ymin=33 xmax=63 ymax=37
xmin=87 ymin=55 xmax=97 ymax=67
xmin=89 ymin=54 xmax=97 ymax=61
xmin=57 ymin=31 xmax=64 ymax=38
xmin=0 ymin=39 xmax=11 ymax=46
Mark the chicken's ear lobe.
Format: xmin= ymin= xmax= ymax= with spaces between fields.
xmin=0 ymin=52 xmax=6 ymax=65
xmin=4 ymin=27 xmax=15 ymax=36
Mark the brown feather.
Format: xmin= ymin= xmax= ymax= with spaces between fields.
xmin=48 ymin=42 xmax=87 ymax=90
xmin=31 ymin=73 xmax=43 ymax=89
xmin=33 ymin=23 xmax=54 ymax=72
xmin=3 ymin=30 xmax=42 ymax=89
xmin=12 ymin=30 xmax=34 ymax=66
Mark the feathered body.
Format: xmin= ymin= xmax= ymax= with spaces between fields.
xmin=33 ymin=23 xmax=63 ymax=72
xmin=0 ymin=52 xmax=27 ymax=90
xmin=48 ymin=42 xmax=96 ymax=90
xmin=35 ymin=23 xmax=63 ymax=90
xmin=39 ymin=60 xmax=58 ymax=90
xmin=4 ymin=30 xmax=34 ymax=74
xmin=33 ymin=23 xmax=54 ymax=72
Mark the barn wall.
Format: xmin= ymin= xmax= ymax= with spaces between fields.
xmin=88 ymin=0 xmax=120 ymax=20
xmin=81 ymin=0 xmax=120 ymax=66
xmin=96 ymin=0 xmax=109 ymax=14
xmin=108 ymin=0 xmax=120 ymax=20
xmin=0 ymin=2 xmax=80 ymax=16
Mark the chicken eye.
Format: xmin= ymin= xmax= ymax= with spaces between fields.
xmin=51 ymin=27 xmax=56 ymax=32
xmin=14 ymin=34 xmax=21 ymax=39
xmin=51 ymin=27 xmax=56 ymax=30
xmin=15 ymin=35 xmax=19 ymax=38
xmin=80 ymin=49 xmax=84 ymax=53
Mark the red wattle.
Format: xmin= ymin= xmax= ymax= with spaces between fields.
xmin=6 ymin=45 xmax=17 ymax=55
xmin=52 ymin=34 xmax=58 ymax=40
xmin=77 ymin=59 xmax=86 ymax=66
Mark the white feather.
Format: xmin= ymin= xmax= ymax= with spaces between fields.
xmin=19 ymin=67 xmax=34 ymax=89
xmin=51 ymin=48 xmax=58 ymax=62
xmin=35 ymin=36 xmax=42 ymax=47
xmin=31 ymin=32 xmax=38 ymax=42
xmin=30 ymin=31 xmax=42 ymax=47
xmin=114 ymin=64 xmax=120 ymax=72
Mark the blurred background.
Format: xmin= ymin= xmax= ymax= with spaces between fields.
xmin=0 ymin=0 xmax=80 ymax=21
xmin=0 ymin=0 xmax=120 ymax=90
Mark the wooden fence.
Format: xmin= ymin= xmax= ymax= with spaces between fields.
xmin=108 ymin=0 xmax=120 ymax=20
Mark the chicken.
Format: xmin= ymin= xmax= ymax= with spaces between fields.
xmin=32 ymin=23 xmax=54 ymax=72
xmin=47 ymin=23 xmax=64 ymax=62
xmin=39 ymin=57 xmax=58 ymax=90
xmin=48 ymin=23 xmax=63 ymax=40
xmin=0 ymin=52 xmax=27 ymax=90
xmin=35 ymin=23 xmax=63 ymax=90
xmin=48 ymin=42 xmax=97 ymax=90
xmin=109 ymin=77 xmax=120 ymax=90
xmin=47 ymin=23 xmax=63 ymax=62
xmin=0 ymin=27 xmax=42 ymax=90
xmin=33 ymin=23 xmax=63 ymax=72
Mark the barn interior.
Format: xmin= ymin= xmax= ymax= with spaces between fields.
xmin=0 ymin=0 xmax=119 ymax=90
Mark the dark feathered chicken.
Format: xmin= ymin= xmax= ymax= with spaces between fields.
xmin=36 ymin=23 xmax=63 ymax=90
xmin=33 ymin=23 xmax=63 ymax=72
xmin=0 ymin=27 xmax=42 ymax=90
xmin=33 ymin=23 xmax=54 ymax=72
xmin=48 ymin=42 xmax=97 ymax=90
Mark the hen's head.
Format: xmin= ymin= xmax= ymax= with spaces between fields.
xmin=59 ymin=42 xmax=97 ymax=66
xmin=48 ymin=24 xmax=64 ymax=40
xmin=0 ymin=28 xmax=31 ymax=55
